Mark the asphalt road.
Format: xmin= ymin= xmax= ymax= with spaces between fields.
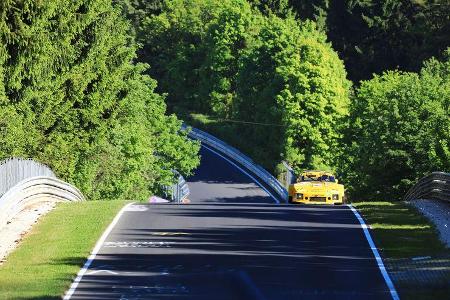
xmin=67 ymin=146 xmax=394 ymax=299
xmin=186 ymin=147 xmax=275 ymax=204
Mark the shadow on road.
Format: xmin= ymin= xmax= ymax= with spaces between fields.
xmin=65 ymin=203 xmax=392 ymax=300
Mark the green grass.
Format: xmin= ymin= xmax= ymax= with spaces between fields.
xmin=0 ymin=200 xmax=129 ymax=300
xmin=352 ymin=201 xmax=446 ymax=258
xmin=353 ymin=201 xmax=449 ymax=299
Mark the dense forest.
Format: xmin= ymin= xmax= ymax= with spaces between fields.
xmin=252 ymin=0 xmax=450 ymax=82
xmin=115 ymin=0 xmax=448 ymax=199
xmin=0 ymin=0 xmax=448 ymax=200
xmin=0 ymin=0 xmax=199 ymax=201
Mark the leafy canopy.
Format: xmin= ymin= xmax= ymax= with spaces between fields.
xmin=341 ymin=51 xmax=450 ymax=199
xmin=235 ymin=16 xmax=350 ymax=172
xmin=134 ymin=0 xmax=350 ymax=173
xmin=0 ymin=0 xmax=199 ymax=201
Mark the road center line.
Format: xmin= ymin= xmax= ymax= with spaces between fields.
xmin=63 ymin=202 xmax=134 ymax=300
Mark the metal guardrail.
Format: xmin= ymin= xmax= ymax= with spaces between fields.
xmin=165 ymin=172 xmax=190 ymax=203
xmin=184 ymin=126 xmax=288 ymax=202
xmin=0 ymin=176 xmax=85 ymax=228
xmin=280 ymin=161 xmax=296 ymax=190
xmin=404 ymin=172 xmax=450 ymax=202
xmin=0 ymin=158 xmax=56 ymax=196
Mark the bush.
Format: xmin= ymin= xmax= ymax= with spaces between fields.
xmin=342 ymin=51 xmax=450 ymax=200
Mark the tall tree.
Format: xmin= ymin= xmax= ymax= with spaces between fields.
xmin=235 ymin=17 xmax=350 ymax=172
xmin=0 ymin=0 xmax=199 ymax=201
xmin=341 ymin=50 xmax=450 ymax=199
xmin=127 ymin=0 xmax=350 ymax=173
xmin=249 ymin=0 xmax=450 ymax=82
xmin=140 ymin=0 xmax=259 ymax=116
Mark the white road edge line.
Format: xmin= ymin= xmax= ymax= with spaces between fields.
xmin=348 ymin=204 xmax=400 ymax=300
xmin=201 ymin=144 xmax=280 ymax=204
xmin=63 ymin=202 xmax=135 ymax=300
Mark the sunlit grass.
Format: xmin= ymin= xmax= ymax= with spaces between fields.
xmin=370 ymin=223 xmax=431 ymax=230
xmin=0 ymin=200 xmax=129 ymax=299
xmin=189 ymin=113 xmax=218 ymax=124
xmin=352 ymin=201 xmax=446 ymax=258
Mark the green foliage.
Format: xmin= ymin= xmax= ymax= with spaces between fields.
xmin=140 ymin=0 xmax=257 ymax=116
xmin=248 ymin=0 xmax=291 ymax=15
xmin=133 ymin=0 xmax=350 ymax=173
xmin=250 ymin=0 xmax=328 ymax=29
xmin=342 ymin=51 xmax=450 ymax=199
xmin=0 ymin=0 xmax=199 ymax=201
xmin=235 ymin=17 xmax=350 ymax=172
xmin=250 ymin=0 xmax=450 ymax=82
xmin=326 ymin=0 xmax=450 ymax=81
xmin=199 ymin=1 xmax=258 ymax=117
xmin=113 ymin=0 xmax=164 ymax=36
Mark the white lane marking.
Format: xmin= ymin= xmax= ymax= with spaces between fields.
xmin=412 ymin=256 xmax=431 ymax=261
xmin=201 ymin=144 xmax=280 ymax=204
xmin=348 ymin=205 xmax=400 ymax=300
xmin=148 ymin=231 xmax=190 ymax=236
xmin=86 ymin=269 xmax=119 ymax=275
xmin=63 ymin=202 xmax=134 ymax=300
xmin=125 ymin=204 xmax=149 ymax=212
xmin=103 ymin=241 xmax=174 ymax=248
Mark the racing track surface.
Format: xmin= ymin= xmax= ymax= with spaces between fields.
xmin=66 ymin=146 xmax=395 ymax=299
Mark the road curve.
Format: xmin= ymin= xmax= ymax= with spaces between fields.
xmin=187 ymin=147 xmax=275 ymax=204
xmin=66 ymin=145 xmax=395 ymax=299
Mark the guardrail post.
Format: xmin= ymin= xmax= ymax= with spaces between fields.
xmin=280 ymin=161 xmax=296 ymax=190
xmin=164 ymin=171 xmax=190 ymax=203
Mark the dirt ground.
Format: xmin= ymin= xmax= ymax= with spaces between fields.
xmin=0 ymin=201 xmax=56 ymax=265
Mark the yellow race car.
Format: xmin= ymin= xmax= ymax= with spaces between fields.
xmin=288 ymin=171 xmax=345 ymax=205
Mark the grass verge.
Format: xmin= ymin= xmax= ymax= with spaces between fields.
xmin=353 ymin=201 xmax=449 ymax=300
xmin=352 ymin=201 xmax=446 ymax=258
xmin=0 ymin=200 xmax=129 ymax=300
